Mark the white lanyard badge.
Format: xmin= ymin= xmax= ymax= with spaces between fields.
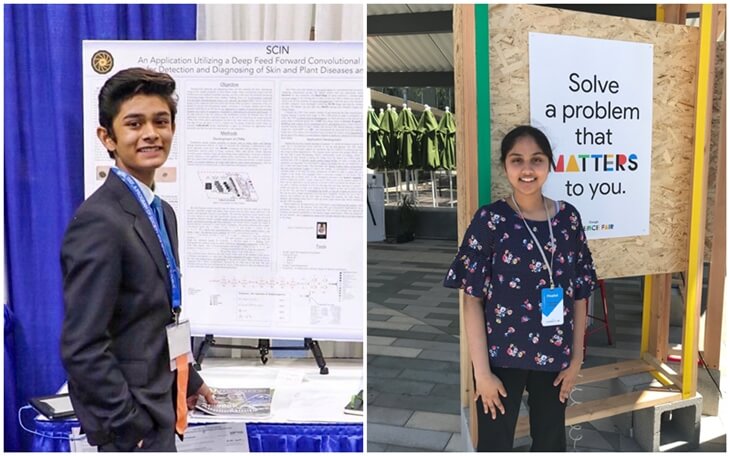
xmin=511 ymin=194 xmax=556 ymax=289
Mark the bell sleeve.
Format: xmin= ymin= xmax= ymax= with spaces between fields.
xmin=443 ymin=206 xmax=494 ymax=298
xmin=573 ymin=211 xmax=598 ymax=301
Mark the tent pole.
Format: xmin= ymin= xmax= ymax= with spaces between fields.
xmin=411 ymin=169 xmax=418 ymax=201
xmin=448 ymin=169 xmax=454 ymax=207
xmin=384 ymin=169 xmax=390 ymax=204
xmin=397 ymin=170 xmax=402 ymax=201
xmin=431 ymin=171 xmax=437 ymax=207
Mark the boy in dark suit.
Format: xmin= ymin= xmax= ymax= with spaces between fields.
xmin=61 ymin=68 xmax=215 ymax=451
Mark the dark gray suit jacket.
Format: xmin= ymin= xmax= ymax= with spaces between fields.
xmin=61 ymin=172 xmax=202 ymax=450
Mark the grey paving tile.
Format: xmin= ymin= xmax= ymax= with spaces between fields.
xmin=399 ymin=368 xmax=461 ymax=385
xmin=368 ymin=320 xmax=414 ymax=331
xmin=367 ymin=306 xmax=403 ymax=316
xmin=392 ymin=338 xmax=459 ymax=352
xmin=618 ymin=434 xmax=643 ymax=451
xmin=368 ymin=344 xmax=422 ymax=358
xmin=367 ymin=389 xmax=379 ymax=404
xmin=367 ymin=405 xmax=414 ymax=426
xmin=597 ymin=429 xmax=621 ymax=451
xmin=367 ymin=423 xmax=452 ymax=451
xmin=367 ymin=313 xmax=393 ymax=322
xmin=406 ymin=411 xmax=461 ymax=433
xmin=385 ymin=297 xmax=429 ymax=306
xmin=366 ymin=441 xmax=387 ymax=452
xmin=426 ymin=311 xmax=460 ymax=320
xmin=370 ymin=355 xmax=459 ymax=372
xmin=613 ymin=313 xmax=641 ymax=322
xmin=571 ymin=428 xmax=616 ymax=450
xmin=409 ymin=324 xmax=449 ymax=335
xmin=367 ymin=335 xmax=396 ymax=346
xmin=372 ymin=392 xmax=459 ymax=415
xmin=387 ymin=315 xmax=429 ymax=325
xmin=401 ymin=304 xmax=447 ymax=315
xmin=367 ymin=366 xmax=402 ymax=379
xmin=383 ymin=444 xmax=425 ymax=452
xmin=582 ymin=345 xmax=639 ymax=359
xmin=418 ymin=349 xmax=459 ymax=362
xmin=397 ymin=289 xmax=428 ymax=296
xmin=445 ymin=433 xmax=464 ymax=452
xmin=615 ymin=325 xmax=642 ymax=336
xmin=614 ymin=303 xmax=643 ymax=312
xmin=410 ymin=281 xmax=443 ymax=288
xmin=369 ymin=377 xmax=435 ymax=395
xmin=430 ymin=383 xmax=460 ymax=398
xmin=424 ymin=307 xmax=460 ymax=315
xmin=421 ymin=317 xmax=453 ymax=327
xmin=367 ymin=327 xmax=452 ymax=342
xmin=582 ymin=356 xmax=623 ymax=369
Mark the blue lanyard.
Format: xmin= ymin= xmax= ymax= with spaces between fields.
xmin=111 ymin=168 xmax=182 ymax=314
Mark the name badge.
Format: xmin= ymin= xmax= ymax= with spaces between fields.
xmin=541 ymin=287 xmax=564 ymax=327
xmin=166 ymin=320 xmax=194 ymax=371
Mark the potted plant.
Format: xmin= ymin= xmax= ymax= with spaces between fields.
xmin=396 ymin=194 xmax=417 ymax=243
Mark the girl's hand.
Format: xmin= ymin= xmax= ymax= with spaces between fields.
xmin=475 ymin=371 xmax=508 ymax=419
xmin=553 ymin=361 xmax=581 ymax=403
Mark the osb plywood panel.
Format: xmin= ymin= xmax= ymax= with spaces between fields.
xmin=704 ymin=42 xmax=725 ymax=262
xmin=488 ymin=4 xmax=701 ymax=279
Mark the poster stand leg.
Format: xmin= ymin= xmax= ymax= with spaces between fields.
xmin=193 ymin=336 xmax=329 ymax=374
xmin=367 ymin=196 xmax=376 ymax=226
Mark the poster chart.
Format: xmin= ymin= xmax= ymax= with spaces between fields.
xmin=529 ymin=32 xmax=653 ymax=239
xmin=83 ymin=41 xmax=364 ymax=341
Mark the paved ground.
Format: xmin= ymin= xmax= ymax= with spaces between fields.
xmin=366 ymin=239 xmax=727 ymax=452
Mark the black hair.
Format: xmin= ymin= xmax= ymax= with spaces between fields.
xmin=98 ymin=67 xmax=177 ymax=158
xmin=500 ymin=125 xmax=555 ymax=170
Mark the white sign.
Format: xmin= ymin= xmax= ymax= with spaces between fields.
xmin=83 ymin=41 xmax=364 ymax=341
xmin=529 ymin=32 xmax=653 ymax=239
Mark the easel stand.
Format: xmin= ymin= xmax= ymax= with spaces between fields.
xmin=194 ymin=336 xmax=329 ymax=374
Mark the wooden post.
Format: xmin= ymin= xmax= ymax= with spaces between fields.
xmin=681 ymin=3 xmax=717 ymax=399
xmin=453 ymin=3 xmax=480 ymax=448
xmin=703 ymin=45 xmax=726 ymax=369
xmin=641 ymin=4 xmax=687 ymax=373
xmin=645 ymin=274 xmax=671 ymax=362
xmin=662 ymin=4 xmax=690 ymax=24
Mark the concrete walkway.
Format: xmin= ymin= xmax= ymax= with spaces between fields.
xmin=367 ymin=239 xmax=726 ymax=452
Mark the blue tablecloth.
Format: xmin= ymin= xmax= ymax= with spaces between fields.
xmin=32 ymin=419 xmax=363 ymax=452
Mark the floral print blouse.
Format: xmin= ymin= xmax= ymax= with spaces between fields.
xmin=444 ymin=199 xmax=597 ymax=372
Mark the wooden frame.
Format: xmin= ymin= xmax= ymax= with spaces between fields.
xmin=453 ymin=3 xmax=720 ymax=449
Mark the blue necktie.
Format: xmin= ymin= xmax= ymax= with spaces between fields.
xmin=151 ymin=196 xmax=175 ymax=261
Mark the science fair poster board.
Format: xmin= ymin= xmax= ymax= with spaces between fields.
xmin=82 ymin=41 xmax=364 ymax=341
xmin=529 ymin=32 xmax=653 ymax=240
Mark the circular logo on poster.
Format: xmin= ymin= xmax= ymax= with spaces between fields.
xmin=91 ymin=50 xmax=114 ymax=74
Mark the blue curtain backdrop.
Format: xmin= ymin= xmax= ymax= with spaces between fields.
xmin=4 ymin=4 xmax=196 ymax=451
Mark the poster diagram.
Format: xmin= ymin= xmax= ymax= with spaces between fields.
xmin=206 ymin=274 xmax=344 ymax=327
xmin=200 ymin=172 xmax=258 ymax=202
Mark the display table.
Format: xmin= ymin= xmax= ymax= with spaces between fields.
xmin=31 ymin=358 xmax=363 ymax=452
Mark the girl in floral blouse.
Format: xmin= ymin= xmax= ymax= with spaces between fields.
xmin=444 ymin=125 xmax=597 ymax=451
